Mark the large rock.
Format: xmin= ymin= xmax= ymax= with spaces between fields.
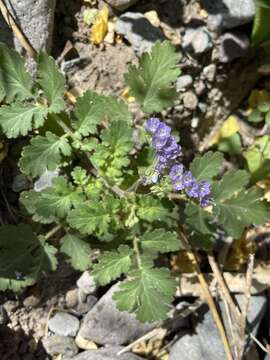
xmin=104 ymin=0 xmax=139 ymax=11
xmin=78 ymin=283 xmax=154 ymax=345
xmin=0 ymin=0 xmax=56 ymax=52
xmin=64 ymin=346 xmax=145 ymax=360
xmin=115 ymin=12 xmax=165 ymax=54
xmin=169 ymin=295 xmax=266 ymax=360
xmin=202 ymin=0 xmax=256 ymax=31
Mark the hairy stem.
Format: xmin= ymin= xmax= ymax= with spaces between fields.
xmin=44 ymin=224 xmax=62 ymax=240
xmin=133 ymin=236 xmax=142 ymax=269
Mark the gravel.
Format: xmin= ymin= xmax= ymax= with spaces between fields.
xmin=183 ymin=27 xmax=212 ymax=54
xmin=115 ymin=12 xmax=165 ymax=54
xmin=176 ymin=75 xmax=193 ymax=91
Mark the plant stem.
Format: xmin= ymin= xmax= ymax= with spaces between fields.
xmin=44 ymin=224 xmax=62 ymax=240
xmin=178 ymin=226 xmax=234 ymax=360
xmin=133 ymin=236 xmax=142 ymax=269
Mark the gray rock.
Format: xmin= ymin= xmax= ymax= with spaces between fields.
xmin=64 ymin=346 xmax=144 ymax=360
xmin=104 ymin=0 xmax=139 ymax=11
xmin=115 ymin=12 xmax=165 ymax=54
xmin=12 ymin=174 xmax=29 ymax=192
xmin=0 ymin=0 xmax=56 ymax=52
xmin=194 ymin=81 xmax=206 ymax=95
xmin=183 ymin=27 xmax=212 ymax=54
xmin=78 ymin=283 xmax=154 ymax=345
xmin=73 ymin=295 xmax=98 ymax=316
xmin=219 ymin=31 xmax=250 ymax=63
xmin=176 ymin=75 xmax=193 ymax=91
xmin=49 ymin=312 xmax=80 ymax=337
xmin=77 ymin=271 xmax=97 ymax=297
xmin=43 ymin=335 xmax=78 ymax=357
xmin=34 ymin=169 xmax=59 ymax=192
xmin=202 ymin=0 xmax=256 ymax=30
xmin=23 ymin=295 xmax=40 ymax=309
xmin=169 ymin=295 xmax=266 ymax=360
xmin=183 ymin=91 xmax=198 ymax=110
xmin=202 ymin=64 xmax=217 ymax=82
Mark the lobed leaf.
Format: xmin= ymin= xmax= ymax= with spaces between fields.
xmin=184 ymin=203 xmax=214 ymax=235
xmin=113 ymin=266 xmax=176 ymax=322
xmin=0 ymin=43 xmax=33 ymax=102
xmin=190 ymin=151 xmax=224 ymax=181
xmin=124 ymin=41 xmax=180 ymax=113
xmin=60 ymin=233 xmax=92 ymax=271
xmin=137 ymin=196 xmax=171 ymax=222
xmin=0 ymin=225 xmax=57 ymax=291
xmin=72 ymin=90 xmax=131 ymax=137
xmin=212 ymin=170 xmax=250 ymax=200
xmin=34 ymin=177 xmax=82 ymax=219
xmin=0 ymin=103 xmax=48 ymax=138
xmin=141 ymin=229 xmax=181 ymax=254
xmin=19 ymin=132 xmax=71 ymax=177
xmin=93 ymin=245 xmax=132 ymax=285
xmin=37 ymin=52 xmax=66 ymax=113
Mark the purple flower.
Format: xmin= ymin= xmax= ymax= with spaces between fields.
xmin=182 ymin=171 xmax=195 ymax=188
xmin=145 ymin=118 xmax=161 ymax=134
xmin=200 ymin=196 xmax=211 ymax=207
xmin=169 ymin=164 xmax=184 ymax=180
xmin=172 ymin=176 xmax=185 ymax=191
xmin=198 ymin=181 xmax=211 ymax=198
xmin=186 ymin=182 xmax=200 ymax=198
xmin=163 ymin=137 xmax=182 ymax=159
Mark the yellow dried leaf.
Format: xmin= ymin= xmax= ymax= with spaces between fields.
xmin=90 ymin=6 xmax=109 ymax=45
xmin=171 ymin=250 xmax=200 ymax=273
xmin=121 ymin=87 xmax=135 ymax=103
xmin=209 ymin=115 xmax=240 ymax=146
xmin=225 ymin=230 xmax=257 ymax=271
xmin=104 ymin=21 xmax=115 ymax=44
xmin=257 ymin=179 xmax=270 ymax=202
xmin=144 ymin=10 xmax=161 ymax=27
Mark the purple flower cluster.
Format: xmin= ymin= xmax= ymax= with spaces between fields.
xmin=145 ymin=118 xmax=211 ymax=207
xmin=145 ymin=118 xmax=182 ymax=182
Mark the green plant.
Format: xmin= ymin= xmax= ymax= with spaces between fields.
xmin=0 ymin=41 xmax=269 ymax=322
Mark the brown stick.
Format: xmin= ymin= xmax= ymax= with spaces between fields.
xmin=0 ymin=0 xmax=37 ymax=58
xmin=178 ymin=227 xmax=233 ymax=360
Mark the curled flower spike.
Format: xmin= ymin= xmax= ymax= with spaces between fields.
xmin=145 ymin=118 xmax=212 ymax=207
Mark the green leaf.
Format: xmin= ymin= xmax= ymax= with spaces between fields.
xmin=60 ymin=233 xmax=92 ymax=271
xmin=93 ymin=245 xmax=132 ymax=285
xmin=20 ymin=190 xmax=57 ymax=224
xmin=218 ymin=133 xmax=242 ymax=155
xmin=214 ymin=187 xmax=270 ymax=237
xmin=72 ymin=90 xmax=131 ymax=137
xmin=91 ymin=120 xmax=133 ymax=181
xmin=0 ymin=225 xmax=57 ymax=291
xmin=0 ymin=103 xmax=48 ymax=138
xmin=252 ymin=5 xmax=270 ymax=46
xmin=141 ymin=229 xmax=180 ymax=254
xmin=124 ymin=41 xmax=180 ymax=113
xmin=266 ymin=110 xmax=270 ymax=126
xmin=67 ymin=196 xmax=120 ymax=235
xmin=190 ymin=151 xmax=224 ymax=181
xmin=248 ymin=109 xmax=263 ymax=123
xmin=0 ymin=43 xmax=33 ymax=102
xmin=184 ymin=203 xmax=213 ymax=235
xmin=256 ymin=0 xmax=270 ymax=9
xmin=34 ymin=177 xmax=82 ymax=219
xmin=137 ymin=196 xmax=171 ymax=222
xmin=37 ymin=52 xmax=65 ymax=113
xmin=243 ymin=135 xmax=270 ymax=182
xmin=113 ymin=266 xmax=176 ymax=322
xmin=212 ymin=170 xmax=250 ymax=201
xmin=19 ymin=132 xmax=71 ymax=177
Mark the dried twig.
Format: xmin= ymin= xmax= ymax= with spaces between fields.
xmin=0 ymin=0 xmax=37 ymax=58
xmin=178 ymin=227 xmax=233 ymax=360
xmin=239 ymin=253 xmax=255 ymax=358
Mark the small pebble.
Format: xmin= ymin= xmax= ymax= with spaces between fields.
xmin=202 ymin=64 xmax=217 ymax=82
xmin=176 ymin=75 xmax=193 ymax=91
xmin=43 ymin=335 xmax=78 ymax=357
xmin=183 ymin=27 xmax=212 ymax=54
xmin=183 ymin=91 xmax=198 ymax=110
xmin=75 ymin=335 xmax=98 ymax=350
xmin=77 ymin=271 xmax=97 ymax=296
xmin=23 ymin=295 xmax=40 ymax=309
xmin=49 ymin=312 xmax=80 ymax=337
xmin=65 ymin=289 xmax=79 ymax=309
